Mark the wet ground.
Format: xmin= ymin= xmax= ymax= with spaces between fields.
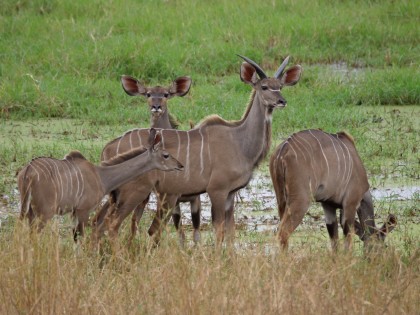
xmin=174 ymin=172 xmax=419 ymax=233
xmin=1 ymin=171 xmax=419 ymax=232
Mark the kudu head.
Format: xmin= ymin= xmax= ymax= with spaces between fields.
xmin=238 ymin=55 xmax=302 ymax=114
xmin=377 ymin=214 xmax=397 ymax=242
xmin=147 ymin=128 xmax=184 ymax=172
xmin=355 ymin=214 xmax=398 ymax=244
xmin=121 ymin=75 xmax=192 ymax=120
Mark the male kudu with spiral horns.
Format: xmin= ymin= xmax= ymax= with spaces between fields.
xmin=93 ymin=55 xmax=302 ymax=246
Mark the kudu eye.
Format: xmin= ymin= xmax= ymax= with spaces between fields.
xmin=146 ymin=92 xmax=151 ymax=98
xmin=163 ymin=153 xmax=169 ymax=159
xmin=164 ymin=93 xmax=169 ymax=98
xmin=261 ymin=85 xmax=268 ymax=91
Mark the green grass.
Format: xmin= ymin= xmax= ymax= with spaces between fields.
xmin=0 ymin=0 xmax=418 ymax=120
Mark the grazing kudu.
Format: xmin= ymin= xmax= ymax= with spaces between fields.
xmin=269 ymin=129 xmax=396 ymax=251
xmin=95 ymin=75 xmax=202 ymax=245
xmin=92 ymin=55 xmax=302 ymax=246
xmin=17 ymin=129 xmax=183 ymax=241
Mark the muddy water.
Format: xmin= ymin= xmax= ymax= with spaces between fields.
xmin=1 ymin=171 xmax=419 ymax=231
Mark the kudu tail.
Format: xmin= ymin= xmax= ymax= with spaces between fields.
xmin=269 ymin=143 xmax=288 ymax=215
xmin=20 ymin=188 xmax=32 ymax=220
xmin=18 ymin=166 xmax=33 ymax=221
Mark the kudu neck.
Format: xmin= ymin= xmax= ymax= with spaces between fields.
xmin=151 ymin=112 xmax=172 ymax=129
xmin=236 ymin=90 xmax=272 ymax=165
xmin=96 ymin=152 xmax=154 ymax=194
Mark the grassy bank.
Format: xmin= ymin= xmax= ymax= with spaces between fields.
xmin=1 ymin=0 xmax=418 ymax=120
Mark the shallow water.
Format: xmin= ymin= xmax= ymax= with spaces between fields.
xmin=371 ymin=186 xmax=419 ymax=201
xmin=1 ymin=171 xmax=418 ymax=231
xmin=172 ymin=172 xmax=419 ymax=231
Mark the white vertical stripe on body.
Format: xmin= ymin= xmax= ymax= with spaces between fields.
xmin=185 ymin=131 xmax=190 ymax=179
xmin=286 ymin=141 xmax=298 ymax=161
xmin=295 ymin=133 xmax=318 ymax=185
xmin=137 ymin=129 xmax=142 ymax=148
xmin=199 ymin=129 xmax=204 ymax=174
xmin=176 ymin=130 xmax=181 ymax=159
xmin=308 ymin=130 xmax=330 ymax=178
xmin=129 ymin=131 xmax=133 ymax=151
xmin=328 ymin=134 xmax=341 ymax=176
xmin=52 ymin=160 xmax=65 ymax=202
xmin=62 ymin=161 xmax=73 ymax=199
xmin=335 ymin=135 xmax=348 ymax=189
xmin=29 ymin=162 xmax=40 ymax=181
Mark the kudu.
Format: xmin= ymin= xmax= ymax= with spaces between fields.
xmin=269 ymin=129 xmax=396 ymax=251
xmin=92 ymin=55 xmax=302 ymax=246
xmin=120 ymin=75 xmax=192 ymax=129
xmin=17 ymin=129 xmax=183 ymax=241
xmin=95 ymin=75 xmax=202 ymax=245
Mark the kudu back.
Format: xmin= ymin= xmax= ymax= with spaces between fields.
xmin=92 ymin=55 xmax=302 ymax=246
xmin=269 ymin=129 xmax=396 ymax=251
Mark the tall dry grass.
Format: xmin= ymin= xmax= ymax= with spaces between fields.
xmin=0 ymin=221 xmax=418 ymax=315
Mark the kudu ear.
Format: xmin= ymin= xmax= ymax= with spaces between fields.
xmin=121 ymin=75 xmax=147 ymax=96
xmin=169 ymin=76 xmax=192 ymax=97
xmin=240 ymin=62 xmax=258 ymax=85
xmin=280 ymin=65 xmax=302 ymax=86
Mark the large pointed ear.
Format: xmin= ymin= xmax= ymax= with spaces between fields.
xmin=280 ymin=65 xmax=302 ymax=86
xmin=240 ymin=62 xmax=258 ymax=85
xmin=169 ymin=76 xmax=192 ymax=97
xmin=121 ymin=75 xmax=147 ymax=96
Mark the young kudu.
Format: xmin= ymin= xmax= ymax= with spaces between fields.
xmin=18 ymin=129 xmax=183 ymax=241
xmin=269 ymin=129 xmax=396 ymax=251
xmin=92 ymin=55 xmax=302 ymax=246
xmin=94 ymin=75 xmax=202 ymax=245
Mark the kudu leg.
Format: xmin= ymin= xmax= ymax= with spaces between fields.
xmin=172 ymin=200 xmax=186 ymax=247
xmin=148 ymin=194 xmax=178 ymax=244
xmin=107 ymin=194 xmax=149 ymax=242
xmin=224 ymin=192 xmax=236 ymax=246
xmin=128 ymin=195 xmax=150 ymax=246
xmin=341 ymin=200 xmax=359 ymax=251
xmin=73 ymin=209 xmax=90 ymax=243
xmin=278 ymin=199 xmax=309 ymax=250
xmin=208 ymin=191 xmax=230 ymax=247
xmin=34 ymin=209 xmax=54 ymax=233
xmin=190 ymin=196 xmax=202 ymax=245
xmin=91 ymin=200 xmax=111 ymax=246
xmin=321 ymin=203 xmax=339 ymax=252
xmin=22 ymin=205 xmax=36 ymax=226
